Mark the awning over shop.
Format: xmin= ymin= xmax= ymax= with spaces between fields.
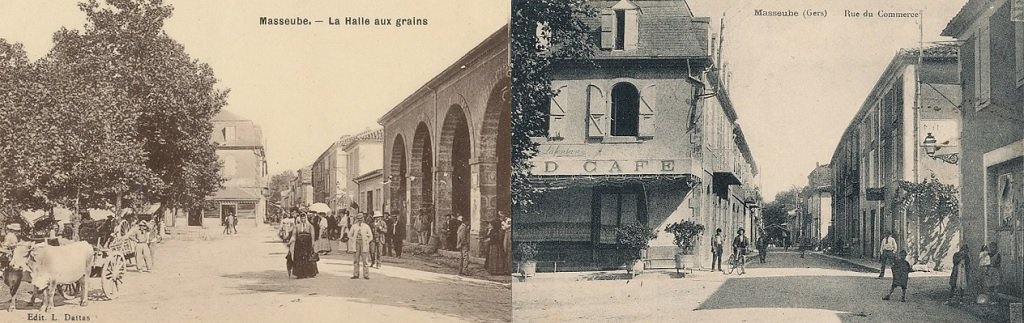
xmin=210 ymin=187 xmax=260 ymax=201
xmin=528 ymin=174 xmax=701 ymax=190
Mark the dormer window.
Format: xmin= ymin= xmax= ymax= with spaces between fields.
xmin=601 ymin=0 xmax=640 ymax=51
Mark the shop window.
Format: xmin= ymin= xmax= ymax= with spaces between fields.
xmin=975 ymin=21 xmax=991 ymax=109
xmin=611 ymin=83 xmax=639 ymax=136
xmin=596 ymin=189 xmax=644 ymax=244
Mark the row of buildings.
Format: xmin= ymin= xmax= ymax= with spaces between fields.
xmin=827 ymin=0 xmax=1022 ymax=300
xmin=515 ymin=0 xmax=762 ymax=271
xmin=281 ymin=25 xmax=511 ymax=257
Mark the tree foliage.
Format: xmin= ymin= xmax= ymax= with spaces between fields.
xmin=267 ymin=170 xmax=296 ymax=204
xmin=894 ymin=174 xmax=959 ymax=220
xmin=0 ymin=0 xmax=226 ymax=228
xmin=511 ymin=0 xmax=595 ymax=214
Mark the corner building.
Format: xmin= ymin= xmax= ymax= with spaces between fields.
xmin=518 ymin=0 xmax=760 ymax=271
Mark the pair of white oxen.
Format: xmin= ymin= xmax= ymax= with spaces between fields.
xmin=4 ymin=241 xmax=93 ymax=312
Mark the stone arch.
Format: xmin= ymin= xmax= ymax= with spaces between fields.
xmin=478 ymin=78 xmax=511 ymax=221
xmin=389 ymin=134 xmax=408 ymax=230
xmin=410 ymin=122 xmax=433 ymax=244
xmin=437 ymin=104 xmax=472 ymax=246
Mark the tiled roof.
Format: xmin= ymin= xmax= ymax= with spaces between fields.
xmin=584 ymin=1 xmax=709 ymax=58
xmin=339 ymin=127 xmax=384 ymax=148
xmin=212 ymin=109 xmax=250 ymax=121
xmin=897 ymin=44 xmax=959 ymax=59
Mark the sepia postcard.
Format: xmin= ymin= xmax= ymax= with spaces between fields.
xmin=510 ymin=0 xmax=1022 ymax=322
xmin=1 ymin=0 xmax=510 ymax=322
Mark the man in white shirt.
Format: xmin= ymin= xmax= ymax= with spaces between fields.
xmin=878 ymin=232 xmax=898 ymax=279
xmin=350 ymin=213 xmax=374 ymax=279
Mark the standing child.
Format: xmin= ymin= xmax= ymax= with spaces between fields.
xmin=883 ymin=250 xmax=913 ymax=302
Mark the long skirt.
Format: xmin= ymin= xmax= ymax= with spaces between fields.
xmin=291 ymin=233 xmax=318 ymax=278
xmin=485 ymin=243 xmax=503 ymax=275
xmin=315 ymin=237 xmax=332 ymax=254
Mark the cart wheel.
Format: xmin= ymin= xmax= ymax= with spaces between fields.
xmin=102 ymin=254 xmax=126 ymax=299
xmin=58 ymin=282 xmax=80 ymax=300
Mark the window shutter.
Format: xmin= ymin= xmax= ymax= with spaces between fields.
xmin=976 ymin=23 xmax=991 ymax=107
xmin=600 ymin=9 xmax=615 ymax=50
xmin=548 ymin=85 xmax=568 ymax=138
xmin=1016 ymin=23 xmax=1024 ymax=87
xmin=587 ymin=85 xmax=607 ymax=138
xmin=638 ymin=84 xmax=656 ymax=137
xmin=624 ymin=10 xmax=640 ymax=50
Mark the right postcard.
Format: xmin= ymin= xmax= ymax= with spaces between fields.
xmin=510 ymin=0 xmax=1024 ymax=322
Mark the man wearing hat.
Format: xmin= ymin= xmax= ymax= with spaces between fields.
xmin=731 ymin=227 xmax=750 ymax=275
xmin=127 ymin=220 xmax=154 ymax=272
xmin=350 ymin=213 xmax=374 ymax=279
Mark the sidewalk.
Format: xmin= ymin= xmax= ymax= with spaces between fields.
xmin=812 ymin=251 xmax=950 ymax=277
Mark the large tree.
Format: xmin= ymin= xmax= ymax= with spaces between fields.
xmin=511 ymin=0 xmax=594 ymax=215
xmin=267 ymin=170 xmax=296 ymax=204
xmin=0 ymin=0 xmax=226 ymax=234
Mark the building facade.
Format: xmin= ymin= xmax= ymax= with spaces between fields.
xmin=355 ymin=169 xmax=384 ymax=215
xmin=341 ymin=128 xmax=384 ymax=214
xmin=516 ymin=0 xmax=760 ymax=271
xmin=309 ymin=128 xmax=384 ymax=214
xmin=379 ymin=25 xmax=510 ymax=256
xmin=942 ymin=0 xmax=1024 ymax=298
xmin=830 ymin=46 xmax=962 ymax=270
xmin=195 ymin=110 xmax=268 ymax=227
xmin=806 ymin=163 xmax=833 ymax=246
xmin=290 ymin=165 xmax=314 ymax=209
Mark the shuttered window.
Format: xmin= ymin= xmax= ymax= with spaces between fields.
xmin=638 ymin=84 xmax=656 ymax=137
xmin=587 ymin=85 xmax=607 ymax=138
xmin=1017 ymin=22 xmax=1024 ymax=87
xmin=600 ymin=9 xmax=615 ymax=50
xmin=548 ymin=85 xmax=568 ymax=139
xmin=975 ymin=21 xmax=992 ymax=109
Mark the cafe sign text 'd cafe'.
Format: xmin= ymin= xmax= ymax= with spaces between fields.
xmin=531 ymin=159 xmax=690 ymax=176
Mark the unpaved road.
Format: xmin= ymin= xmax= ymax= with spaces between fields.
xmin=2 ymin=226 xmax=511 ymax=323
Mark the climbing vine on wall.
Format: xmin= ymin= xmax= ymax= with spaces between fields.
xmin=893 ymin=174 xmax=960 ymax=220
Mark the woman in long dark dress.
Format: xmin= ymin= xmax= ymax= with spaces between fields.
xmin=484 ymin=220 xmax=504 ymax=275
xmin=287 ymin=214 xmax=319 ymax=278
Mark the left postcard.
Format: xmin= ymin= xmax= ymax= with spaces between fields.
xmin=0 ymin=0 xmax=511 ymax=322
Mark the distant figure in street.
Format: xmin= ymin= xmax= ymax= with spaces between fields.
xmin=877 ymin=232 xmax=898 ymax=279
xmin=729 ymin=228 xmax=749 ymax=275
xmin=314 ymin=212 xmax=332 ymax=254
xmin=501 ymin=212 xmax=511 ymax=275
xmin=800 ymin=236 xmax=811 ymax=258
xmin=883 ymin=250 xmax=912 ymax=302
xmin=384 ymin=212 xmax=395 ymax=257
xmin=983 ymin=242 xmax=1002 ymax=298
xmin=756 ymin=233 xmax=768 ymax=263
xmin=370 ymin=213 xmax=386 ymax=268
xmin=223 ymin=212 xmax=234 ymax=235
xmin=947 ymin=243 xmax=970 ymax=305
xmin=457 ymin=216 xmax=470 ymax=275
xmin=417 ymin=212 xmax=431 ymax=245
xmin=350 ymin=213 xmax=373 ymax=280
xmin=484 ymin=219 xmax=505 ymax=275
xmin=440 ymin=214 xmax=452 ymax=250
xmin=231 ymin=213 xmax=238 ymax=234
xmin=711 ymin=228 xmax=724 ymax=271
xmin=393 ymin=213 xmax=406 ymax=258
xmin=413 ymin=214 xmax=424 ymax=245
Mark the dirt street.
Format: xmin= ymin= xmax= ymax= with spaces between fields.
xmin=1 ymin=226 xmax=510 ymax=323
xmin=513 ymin=252 xmax=987 ymax=323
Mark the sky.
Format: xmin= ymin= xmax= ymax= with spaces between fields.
xmin=1 ymin=0 xmax=969 ymax=202
xmin=0 ymin=0 xmax=509 ymax=177
xmin=686 ymin=0 xmax=966 ymax=200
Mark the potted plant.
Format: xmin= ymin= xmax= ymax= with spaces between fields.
xmin=615 ymin=223 xmax=657 ymax=277
xmin=665 ymin=220 xmax=705 ymax=276
xmin=516 ymin=242 xmax=539 ymax=278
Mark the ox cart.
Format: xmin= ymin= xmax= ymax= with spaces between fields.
xmin=57 ymin=222 xmax=128 ymax=300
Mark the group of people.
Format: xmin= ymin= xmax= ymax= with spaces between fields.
xmin=281 ymin=207 xmax=409 ymax=279
xmin=222 ymin=211 xmax=238 ymax=235
xmin=946 ymin=240 xmax=1004 ymax=305
xmin=1 ymin=214 xmax=158 ymax=273
xmin=710 ymin=227 xmax=752 ymax=275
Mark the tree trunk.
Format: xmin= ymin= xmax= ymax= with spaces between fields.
xmin=73 ymin=187 xmax=81 ymax=241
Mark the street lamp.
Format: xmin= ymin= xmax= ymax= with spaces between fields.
xmin=921 ymin=133 xmax=959 ymax=165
